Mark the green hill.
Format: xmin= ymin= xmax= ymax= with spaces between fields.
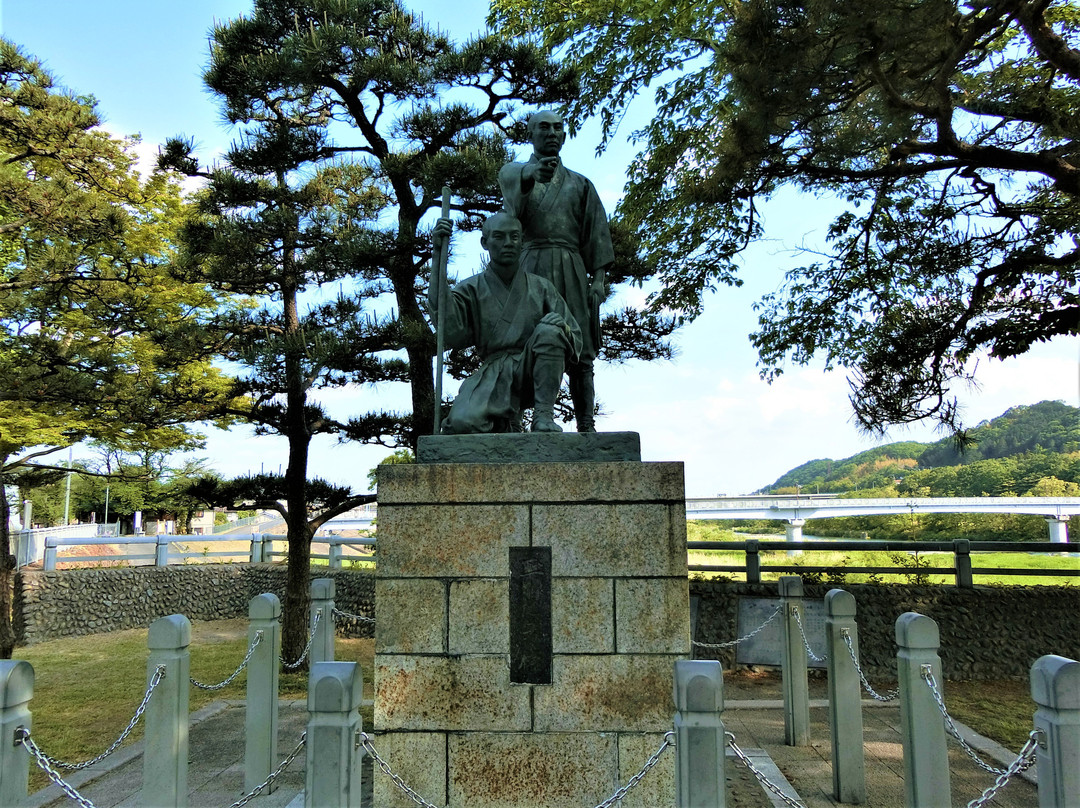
xmin=760 ymin=400 xmax=1080 ymax=497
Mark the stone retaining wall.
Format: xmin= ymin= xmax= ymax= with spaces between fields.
xmin=690 ymin=578 xmax=1080 ymax=680
xmin=15 ymin=566 xmax=1076 ymax=681
xmin=14 ymin=564 xmax=374 ymax=646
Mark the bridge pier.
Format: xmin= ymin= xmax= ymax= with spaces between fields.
xmin=1046 ymin=516 xmax=1070 ymax=545
xmin=785 ymin=519 xmax=805 ymax=556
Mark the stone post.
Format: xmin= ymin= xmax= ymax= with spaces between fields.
xmin=245 ymin=593 xmax=282 ymax=793
xmin=779 ymin=576 xmax=810 ymax=746
xmin=674 ymin=659 xmax=726 ymax=808
xmin=745 ymin=539 xmax=761 ymax=584
xmin=0 ymin=660 xmax=33 ymax=807
xmin=1030 ymin=654 xmax=1080 ymax=808
xmin=311 ymin=577 xmax=336 ymax=665
xmin=250 ymin=533 xmax=265 ymax=564
xmin=825 ymin=589 xmax=865 ymax=804
xmin=953 ymin=539 xmax=973 ymax=589
xmin=329 ymin=540 xmax=344 ymax=569
xmin=155 ymin=533 xmax=170 ymax=566
xmin=43 ymin=536 xmax=58 ymax=571
xmin=895 ymin=612 xmax=949 ymax=808
xmin=143 ymin=614 xmax=191 ymax=808
xmin=306 ymin=661 xmax=364 ymax=808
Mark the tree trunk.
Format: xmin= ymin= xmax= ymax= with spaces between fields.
xmin=0 ymin=476 xmax=16 ymax=658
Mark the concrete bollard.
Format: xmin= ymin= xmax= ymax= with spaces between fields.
xmin=143 ymin=614 xmax=191 ymax=808
xmin=825 ymin=589 xmax=865 ymax=804
xmin=674 ymin=659 xmax=726 ymax=807
xmin=155 ymin=534 xmax=170 ymax=566
xmin=306 ymin=661 xmax=364 ymax=808
xmin=895 ymin=612 xmax=949 ymax=808
xmin=311 ymin=577 xmax=336 ymax=665
xmin=246 ymin=593 xmax=282 ymax=793
xmin=1030 ymin=655 xmax=1080 ymax=808
xmin=250 ymin=533 xmax=265 ymax=564
xmin=779 ymin=576 xmax=810 ymax=746
xmin=0 ymin=660 xmax=33 ymax=807
xmin=43 ymin=536 xmax=58 ymax=571
xmin=328 ymin=541 xmax=343 ymax=569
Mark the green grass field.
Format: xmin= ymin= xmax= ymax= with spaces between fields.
xmin=12 ymin=620 xmax=373 ymax=792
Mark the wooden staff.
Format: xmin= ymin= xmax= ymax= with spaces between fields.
xmin=433 ymin=186 xmax=451 ymax=435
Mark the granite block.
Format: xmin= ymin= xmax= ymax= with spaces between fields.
xmin=449 ymin=579 xmax=509 ymax=655
xmin=533 ymin=654 xmax=676 ymax=732
xmin=448 ymin=732 xmax=618 ymax=808
xmin=377 ymin=504 xmax=526 ymax=577
xmin=616 ymin=577 xmax=690 ymax=654
xmin=378 ymin=461 xmax=685 ymax=504
xmin=371 ymin=732 xmax=447 ymax=808
xmin=616 ymin=732 xmax=676 ymax=808
xmin=552 ymin=578 xmax=614 ymax=654
xmin=417 ymin=432 xmax=641 ymax=463
xmin=375 ymin=578 xmax=446 ymax=654
xmin=375 ymin=655 xmax=530 ymax=731
xmin=533 ymin=504 xmax=687 ymax=577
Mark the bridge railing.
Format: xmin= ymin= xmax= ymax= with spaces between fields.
xmin=688 ymin=538 xmax=1079 ymax=588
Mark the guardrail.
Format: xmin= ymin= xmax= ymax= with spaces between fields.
xmin=688 ymin=538 xmax=1079 ymax=588
xmin=38 ymin=533 xmax=375 ymax=570
xmin=34 ymin=533 xmax=1077 ymax=587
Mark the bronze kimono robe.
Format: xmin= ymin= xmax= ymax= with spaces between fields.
xmin=440 ymin=267 xmax=581 ymax=434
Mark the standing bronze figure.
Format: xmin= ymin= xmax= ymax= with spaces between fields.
xmin=499 ymin=110 xmax=614 ymax=432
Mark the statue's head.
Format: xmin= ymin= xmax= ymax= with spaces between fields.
xmin=481 ymin=212 xmax=523 ymax=270
xmin=527 ymin=110 xmax=566 ymax=158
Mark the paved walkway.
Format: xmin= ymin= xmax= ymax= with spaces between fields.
xmin=25 ymin=696 xmax=1038 ymax=808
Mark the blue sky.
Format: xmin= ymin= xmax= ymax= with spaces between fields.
xmin=4 ymin=0 xmax=1077 ymax=495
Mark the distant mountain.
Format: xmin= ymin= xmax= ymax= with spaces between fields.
xmin=760 ymin=400 xmax=1079 ymax=496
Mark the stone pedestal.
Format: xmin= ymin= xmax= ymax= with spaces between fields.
xmin=374 ymin=459 xmax=689 ymax=808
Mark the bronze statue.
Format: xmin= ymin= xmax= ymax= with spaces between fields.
xmin=499 ymin=110 xmax=615 ymax=432
xmin=429 ymin=212 xmax=581 ymax=434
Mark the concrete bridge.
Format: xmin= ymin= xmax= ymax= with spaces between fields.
xmin=323 ymin=496 xmax=1080 ymax=542
xmin=685 ymin=496 xmax=1080 ymax=543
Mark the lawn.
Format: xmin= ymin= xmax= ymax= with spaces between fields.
xmin=11 ymin=620 xmax=373 ymax=793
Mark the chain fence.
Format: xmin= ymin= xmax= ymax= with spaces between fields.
xmin=191 ymin=631 xmax=263 ymax=691
xmin=920 ymin=665 xmax=1020 ymax=776
xmin=793 ymin=608 xmax=826 ymax=663
xmin=227 ymin=732 xmax=306 ymax=808
xmin=332 ymin=606 xmax=376 ymax=625
xmin=358 ymin=729 xmax=675 ymax=808
xmin=281 ymin=610 xmax=321 ymax=671
xmin=964 ymin=729 xmax=1042 ymax=808
xmin=725 ymin=731 xmax=805 ymax=808
xmin=841 ymin=629 xmax=899 ymax=701
xmin=593 ymin=730 xmax=674 ymax=808
xmin=16 ymin=728 xmax=98 ymax=808
xmin=692 ymin=606 xmax=782 ymax=650
xmin=32 ymin=664 xmax=166 ymax=772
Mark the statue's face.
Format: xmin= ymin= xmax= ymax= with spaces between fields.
xmin=482 ymin=216 xmax=523 ymax=269
xmin=529 ymin=112 xmax=565 ymax=158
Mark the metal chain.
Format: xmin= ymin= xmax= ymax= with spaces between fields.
xmin=16 ymin=729 xmax=97 ymax=808
xmin=358 ymin=731 xmax=445 ymax=808
xmin=593 ymin=731 xmax=675 ymax=808
xmin=282 ymin=610 xmax=321 ymax=671
xmin=191 ymin=631 xmax=263 ymax=690
xmin=965 ymin=730 xmax=1042 ymax=808
xmin=841 ymin=630 xmax=899 ymax=702
xmin=921 ymin=666 xmax=1007 ymax=775
xmin=36 ymin=664 xmax=166 ymax=771
xmin=228 ymin=732 xmax=307 ymax=808
xmin=693 ymin=606 xmax=782 ymax=649
xmin=726 ymin=732 xmax=805 ymax=808
xmin=793 ymin=608 xmax=826 ymax=663
xmin=332 ymin=606 xmax=375 ymax=624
